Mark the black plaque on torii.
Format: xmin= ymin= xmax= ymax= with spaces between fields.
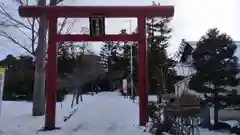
xmin=89 ymin=16 xmax=105 ymax=36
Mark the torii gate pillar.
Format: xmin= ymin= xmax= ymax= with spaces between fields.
xmin=18 ymin=5 xmax=174 ymax=130
xmin=137 ymin=16 xmax=148 ymax=125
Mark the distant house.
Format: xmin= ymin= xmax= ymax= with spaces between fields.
xmin=174 ymin=41 xmax=240 ymax=97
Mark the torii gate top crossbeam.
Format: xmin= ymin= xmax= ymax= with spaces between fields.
xmin=18 ymin=6 xmax=174 ymax=18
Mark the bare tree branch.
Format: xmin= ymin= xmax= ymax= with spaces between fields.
xmin=58 ymin=54 xmax=103 ymax=95
xmin=58 ymin=18 xmax=78 ymax=49
xmin=0 ymin=0 xmax=40 ymax=56
xmin=17 ymin=27 xmax=32 ymax=40
xmin=0 ymin=31 xmax=34 ymax=55
xmin=66 ymin=19 xmax=77 ymax=33
xmin=58 ymin=18 xmax=68 ymax=34
xmin=0 ymin=0 xmax=79 ymax=57
xmin=10 ymin=0 xmax=24 ymax=5
xmin=0 ymin=3 xmax=38 ymax=34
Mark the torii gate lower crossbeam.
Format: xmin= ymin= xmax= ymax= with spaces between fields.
xmin=18 ymin=5 xmax=174 ymax=130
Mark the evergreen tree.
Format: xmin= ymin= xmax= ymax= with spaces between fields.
xmin=99 ymin=41 xmax=120 ymax=72
xmin=146 ymin=5 xmax=176 ymax=95
xmin=58 ymin=44 xmax=75 ymax=76
xmin=188 ymin=28 xmax=240 ymax=124
xmin=99 ymin=40 xmax=121 ymax=90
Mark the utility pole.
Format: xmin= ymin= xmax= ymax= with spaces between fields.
xmin=124 ymin=20 xmax=134 ymax=101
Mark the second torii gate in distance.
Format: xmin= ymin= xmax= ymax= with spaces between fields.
xmin=18 ymin=5 xmax=174 ymax=130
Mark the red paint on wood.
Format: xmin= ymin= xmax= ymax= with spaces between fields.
xmin=137 ymin=16 xmax=148 ymax=126
xmin=18 ymin=6 xmax=174 ymax=18
xmin=45 ymin=17 xmax=57 ymax=130
xmin=56 ymin=34 xmax=139 ymax=42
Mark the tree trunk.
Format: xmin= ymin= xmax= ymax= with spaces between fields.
xmin=200 ymin=107 xmax=211 ymax=128
xmin=76 ymin=89 xmax=82 ymax=104
xmin=71 ymin=91 xmax=76 ymax=108
xmin=32 ymin=68 xmax=46 ymax=116
xmin=80 ymin=94 xmax=83 ymax=102
xmin=213 ymin=87 xmax=219 ymax=124
xmin=32 ymin=0 xmax=47 ymax=116
xmin=91 ymin=84 xmax=94 ymax=96
xmin=32 ymin=0 xmax=62 ymax=116
xmin=96 ymin=85 xmax=99 ymax=94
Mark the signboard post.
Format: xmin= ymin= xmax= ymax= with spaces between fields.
xmin=122 ymin=79 xmax=128 ymax=94
xmin=0 ymin=68 xmax=5 ymax=116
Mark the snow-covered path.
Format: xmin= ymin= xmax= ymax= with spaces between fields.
xmin=0 ymin=92 xmax=150 ymax=135
xmin=60 ymin=92 xmax=147 ymax=135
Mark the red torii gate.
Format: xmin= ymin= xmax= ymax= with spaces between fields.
xmin=18 ymin=5 xmax=174 ymax=130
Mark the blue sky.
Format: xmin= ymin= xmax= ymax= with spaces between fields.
xmin=0 ymin=0 xmax=240 ymax=59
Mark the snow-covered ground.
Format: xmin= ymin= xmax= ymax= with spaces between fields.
xmin=0 ymin=92 xmax=235 ymax=135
